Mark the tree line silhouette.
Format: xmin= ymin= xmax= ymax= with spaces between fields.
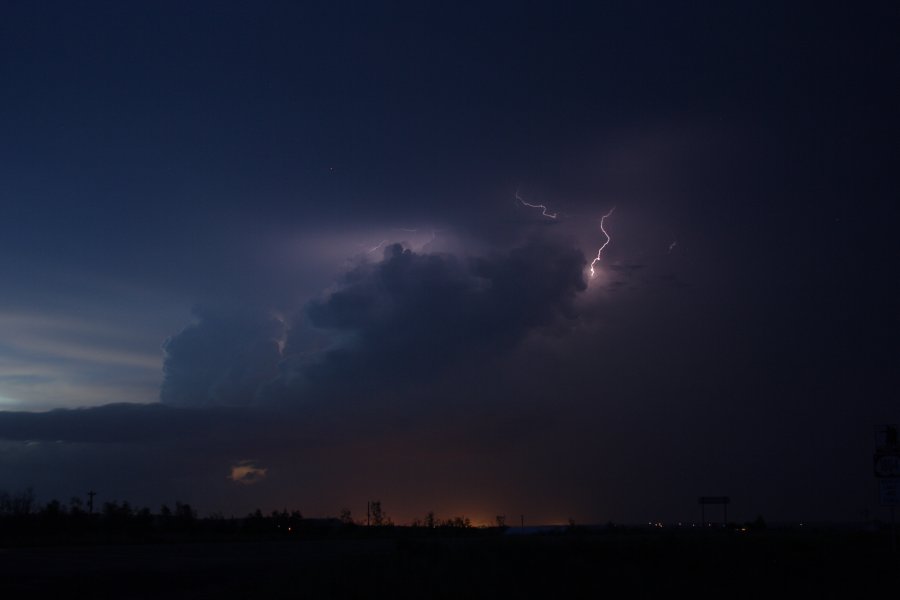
xmin=0 ymin=488 xmax=501 ymax=544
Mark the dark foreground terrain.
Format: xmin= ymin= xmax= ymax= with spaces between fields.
xmin=2 ymin=529 xmax=897 ymax=598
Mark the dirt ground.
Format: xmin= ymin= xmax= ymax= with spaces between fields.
xmin=2 ymin=530 xmax=897 ymax=598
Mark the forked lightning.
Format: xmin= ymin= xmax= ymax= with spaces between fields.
xmin=590 ymin=207 xmax=616 ymax=278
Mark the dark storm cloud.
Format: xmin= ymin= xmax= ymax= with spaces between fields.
xmin=281 ymin=237 xmax=587 ymax=395
xmin=160 ymin=307 xmax=284 ymax=407
xmin=155 ymin=237 xmax=587 ymax=406
xmin=0 ymin=403 xmax=259 ymax=444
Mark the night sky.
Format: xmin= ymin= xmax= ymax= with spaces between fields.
xmin=1 ymin=1 xmax=897 ymax=525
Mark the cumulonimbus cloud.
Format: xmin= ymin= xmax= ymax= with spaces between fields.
xmin=158 ymin=237 xmax=587 ymax=407
xmin=160 ymin=307 xmax=285 ymax=407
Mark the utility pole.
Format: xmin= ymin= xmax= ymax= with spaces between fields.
xmin=87 ymin=490 xmax=96 ymax=515
xmin=892 ymin=506 xmax=897 ymax=554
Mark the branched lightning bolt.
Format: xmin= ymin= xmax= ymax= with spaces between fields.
xmin=589 ymin=207 xmax=616 ymax=278
xmin=516 ymin=191 xmax=557 ymax=219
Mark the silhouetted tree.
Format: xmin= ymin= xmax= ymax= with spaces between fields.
xmin=442 ymin=516 xmax=471 ymax=528
xmin=495 ymin=515 xmax=506 ymax=528
xmin=41 ymin=499 xmax=64 ymax=518
xmin=271 ymin=509 xmax=303 ymax=532
xmin=69 ymin=496 xmax=85 ymax=516
xmin=134 ymin=506 xmax=152 ymax=529
xmin=249 ymin=508 xmax=264 ymax=520
xmin=368 ymin=500 xmax=390 ymax=526
xmin=101 ymin=500 xmax=134 ymax=528
xmin=0 ymin=488 xmax=35 ymax=516
xmin=174 ymin=502 xmax=196 ymax=528
xmin=339 ymin=508 xmax=353 ymax=525
xmin=243 ymin=508 xmax=266 ymax=533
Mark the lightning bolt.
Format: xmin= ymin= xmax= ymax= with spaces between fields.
xmin=367 ymin=240 xmax=388 ymax=254
xmin=516 ymin=191 xmax=557 ymax=219
xmin=589 ymin=207 xmax=616 ymax=278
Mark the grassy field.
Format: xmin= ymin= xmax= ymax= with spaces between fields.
xmin=2 ymin=529 xmax=897 ymax=598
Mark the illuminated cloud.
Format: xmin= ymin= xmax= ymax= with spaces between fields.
xmin=229 ymin=460 xmax=268 ymax=485
xmin=278 ymin=238 xmax=587 ymax=396
xmin=159 ymin=238 xmax=587 ymax=405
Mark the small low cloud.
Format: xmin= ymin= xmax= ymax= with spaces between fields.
xmin=229 ymin=460 xmax=268 ymax=485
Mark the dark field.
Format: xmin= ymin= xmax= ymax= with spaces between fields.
xmin=2 ymin=530 xmax=898 ymax=598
